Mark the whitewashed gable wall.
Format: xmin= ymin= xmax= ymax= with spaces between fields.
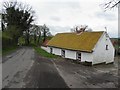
xmin=92 ymin=32 xmax=115 ymax=65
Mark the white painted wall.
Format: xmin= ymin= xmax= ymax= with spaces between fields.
xmin=52 ymin=48 xmax=61 ymax=55
xmin=92 ymin=32 xmax=115 ymax=65
xmin=47 ymin=47 xmax=93 ymax=62
xmin=41 ymin=46 xmax=50 ymax=53
xmin=41 ymin=46 xmax=47 ymax=51
xmin=46 ymin=33 xmax=114 ymax=65
xmin=65 ymin=50 xmax=76 ymax=60
xmin=81 ymin=52 xmax=93 ymax=62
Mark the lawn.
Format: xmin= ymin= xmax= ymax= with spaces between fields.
xmin=34 ymin=47 xmax=58 ymax=58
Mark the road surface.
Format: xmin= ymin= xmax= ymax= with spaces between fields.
xmin=2 ymin=47 xmax=68 ymax=88
xmin=53 ymin=57 xmax=119 ymax=88
xmin=2 ymin=46 xmax=119 ymax=88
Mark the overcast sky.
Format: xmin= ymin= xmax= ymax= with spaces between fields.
xmin=1 ymin=0 xmax=118 ymax=38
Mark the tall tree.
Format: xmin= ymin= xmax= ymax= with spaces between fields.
xmin=37 ymin=26 xmax=42 ymax=44
xmin=2 ymin=1 xmax=35 ymax=44
xmin=42 ymin=24 xmax=49 ymax=42
xmin=30 ymin=24 xmax=41 ymax=44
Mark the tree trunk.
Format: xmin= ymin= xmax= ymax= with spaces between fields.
xmin=37 ymin=35 xmax=41 ymax=45
xmin=34 ymin=34 xmax=36 ymax=43
xmin=25 ymin=33 xmax=29 ymax=45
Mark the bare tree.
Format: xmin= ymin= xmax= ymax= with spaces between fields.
xmin=102 ymin=0 xmax=120 ymax=10
xmin=71 ymin=25 xmax=92 ymax=33
xmin=41 ymin=24 xmax=49 ymax=42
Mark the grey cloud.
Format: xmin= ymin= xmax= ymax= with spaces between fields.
xmin=50 ymin=16 xmax=61 ymax=22
xmin=106 ymin=26 xmax=118 ymax=38
xmin=46 ymin=1 xmax=81 ymax=10
xmin=95 ymin=12 xmax=117 ymax=21
xmin=48 ymin=25 xmax=71 ymax=35
xmin=109 ymin=31 xmax=118 ymax=38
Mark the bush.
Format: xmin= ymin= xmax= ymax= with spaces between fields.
xmin=18 ymin=36 xmax=25 ymax=45
xmin=2 ymin=32 xmax=16 ymax=49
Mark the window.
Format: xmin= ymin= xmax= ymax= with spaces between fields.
xmin=50 ymin=48 xmax=53 ymax=53
xmin=106 ymin=45 xmax=108 ymax=50
xmin=61 ymin=50 xmax=65 ymax=57
xmin=77 ymin=52 xmax=81 ymax=60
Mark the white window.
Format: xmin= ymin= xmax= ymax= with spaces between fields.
xmin=61 ymin=50 xmax=65 ymax=57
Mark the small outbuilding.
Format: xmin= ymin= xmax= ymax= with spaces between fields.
xmin=43 ymin=31 xmax=115 ymax=65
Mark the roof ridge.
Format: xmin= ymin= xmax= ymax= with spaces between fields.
xmin=57 ymin=31 xmax=104 ymax=34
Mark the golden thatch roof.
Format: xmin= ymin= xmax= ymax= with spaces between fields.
xmin=47 ymin=31 xmax=104 ymax=52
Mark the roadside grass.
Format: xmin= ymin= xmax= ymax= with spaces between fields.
xmin=34 ymin=46 xmax=58 ymax=58
xmin=2 ymin=46 xmax=18 ymax=56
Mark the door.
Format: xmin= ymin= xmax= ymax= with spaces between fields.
xmin=77 ymin=52 xmax=81 ymax=61
xmin=61 ymin=50 xmax=65 ymax=58
xmin=50 ymin=48 xmax=53 ymax=54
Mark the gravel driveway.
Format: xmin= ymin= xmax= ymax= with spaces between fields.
xmin=52 ymin=56 xmax=119 ymax=88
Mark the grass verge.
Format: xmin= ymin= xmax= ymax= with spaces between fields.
xmin=2 ymin=46 xmax=18 ymax=56
xmin=34 ymin=46 xmax=58 ymax=58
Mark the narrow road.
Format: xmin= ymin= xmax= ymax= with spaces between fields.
xmin=23 ymin=54 xmax=68 ymax=88
xmin=2 ymin=47 xmax=35 ymax=88
xmin=2 ymin=47 xmax=69 ymax=88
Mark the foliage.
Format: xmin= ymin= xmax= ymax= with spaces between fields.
xmin=2 ymin=31 xmax=18 ymax=55
xmin=46 ymin=36 xmax=53 ymax=40
xmin=2 ymin=32 xmax=15 ymax=49
xmin=2 ymin=45 xmax=18 ymax=55
xmin=30 ymin=24 xmax=41 ymax=44
xmin=41 ymin=24 xmax=51 ymax=42
xmin=2 ymin=1 xmax=35 ymax=45
xmin=18 ymin=36 xmax=25 ymax=45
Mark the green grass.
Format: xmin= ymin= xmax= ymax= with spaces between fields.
xmin=2 ymin=46 xmax=18 ymax=56
xmin=34 ymin=46 xmax=58 ymax=58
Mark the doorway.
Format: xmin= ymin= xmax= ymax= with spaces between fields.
xmin=50 ymin=48 xmax=53 ymax=54
xmin=77 ymin=52 xmax=81 ymax=61
xmin=61 ymin=50 xmax=65 ymax=58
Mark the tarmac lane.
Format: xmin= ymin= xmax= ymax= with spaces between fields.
xmin=2 ymin=46 xmax=119 ymax=88
xmin=23 ymin=54 xmax=69 ymax=88
xmin=2 ymin=47 xmax=35 ymax=88
xmin=2 ymin=47 xmax=69 ymax=88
